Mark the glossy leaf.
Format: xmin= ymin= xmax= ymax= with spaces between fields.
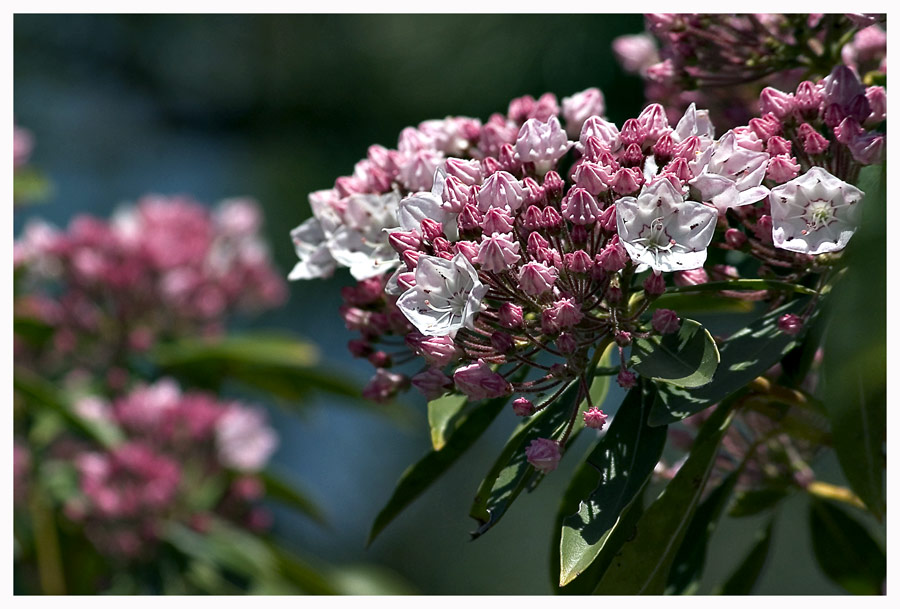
xmin=427 ymin=394 xmax=468 ymax=451
xmin=630 ymin=318 xmax=719 ymax=388
xmin=366 ymin=392 xmax=510 ymax=546
xmin=728 ymin=486 xmax=791 ymax=518
xmin=809 ymin=498 xmax=885 ymax=595
xmin=593 ymin=400 xmax=735 ymax=594
xmin=557 ymin=381 xmax=667 ymax=587
xmin=259 ymin=469 xmax=327 ymax=526
xmin=714 ymin=518 xmax=776 ymax=595
xmin=819 ymin=163 xmax=886 ymax=518
xmin=650 ymin=292 xmax=755 ymax=315
xmin=649 ymin=298 xmax=812 ymax=426
xmin=666 ymin=470 xmax=738 ymax=594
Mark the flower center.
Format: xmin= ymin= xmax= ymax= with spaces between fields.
xmin=804 ymin=199 xmax=834 ymax=230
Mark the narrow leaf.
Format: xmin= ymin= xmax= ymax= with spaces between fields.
xmin=427 ymin=394 xmax=468 ymax=451
xmin=593 ymin=399 xmax=735 ymax=594
xmin=259 ymin=469 xmax=327 ymax=526
xmin=714 ymin=518 xmax=776 ymax=595
xmin=558 ymin=381 xmax=667 ymax=587
xmin=728 ymin=486 xmax=791 ymax=518
xmin=630 ymin=318 xmax=720 ymax=388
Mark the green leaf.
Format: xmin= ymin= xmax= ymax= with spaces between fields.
xmin=366 ymin=391 xmax=510 ymax=546
xmin=650 ymin=292 xmax=756 ymax=315
xmin=728 ymin=486 xmax=791 ymax=518
xmin=630 ymin=318 xmax=720 ymax=388
xmin=427 ymin=393 xmax=468 ymax=451
xmin=666 ymin=470 xmax=739 ymax=594
xmin=713 ymin=518 xmax=776 ymax=595
xmin=649 ymin=297 xmax=812 ymax=426
xmin=14 ymin=167 xmax=53 ymax=204
xmin=592 ymin=399 xmax=736 ymax=594
xmin=152 ymin=333 xmax=359 ymax=401
xmin=557 ymin=381 xmax=667 ymax=587
xmin=14 ymin=315 xmax=55 ymax=346
xmin=259 ymin=469 xmax=327 ymax=526
xmin=809 ymin=498 xmax=885 ymax=594
xmin=666 ymin=279 xmax=818 ymax=296
xmin=819 ymin=163 xmax=886 ymax=519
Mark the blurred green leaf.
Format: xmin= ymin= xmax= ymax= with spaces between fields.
xmin=819 ymin=163 xmax=886 ymax=519
xmin=427 ymin=393 xmax=467 ymax=451
xmin=259 ymin=469 xmax=327 ymax=526
xmin=327 ymin=565 xmax=417 ymax=595
xmin=666 ymin=279 xmax=817 ymax=296
xmin=713 ymin=517 xmax=776 ymax=594
xmin=808 ymin=498 xmax=885 ymax=594
xmin=593 ymin=400 xmax=735 ymax=594
xmin=649 ymin=298 xmax=812 ymax=426
xmin=14 ymin=167 xmax=53 ymax=204
xmin=558 ymin=380 xmax=667 ymax=588
xmin=631 ymin=318 xmax=720 ymax=388
xmin=366 ymin=390 xmax=511 ymax=546
xmin=650 ymin=292 xmax=756 ymax=315
xmin=728 ymin=486 xmax=791 ymax=518
xmin=666 ymin=470 xmax=739 ymax=594
xmin=14 ymin=315 xmax=55 ymax=346
xmin=39 ymin=462 xmax=80 ymax=505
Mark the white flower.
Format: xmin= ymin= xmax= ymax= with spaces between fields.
xmin=395 ymin=167 xmax=458 ymax=239
xmin=396 ymin=252 xmax=489 ymax=337
xmin=216 ymin=406 xmax=278 ymax=472
xmin=288 ymin=217 xmax=338 ymax=280
xmin=769 ymin=167 xmax=864 ymax=255
xmin=688 ymin=131 xmax=770 ymax=212
xmin=328 ymin=191 xmax=401 ymax=280
xmin=673 ymin=102 xmax=715 ymax=145
xmin=616 ymin=178 xmax=718 ymax=272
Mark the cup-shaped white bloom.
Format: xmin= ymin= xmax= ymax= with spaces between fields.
xmin=329 ymin=191 xmax=401 ymax=280
xmin=616 ymin=178 xmax=717 ymax=272
xmin=397 ymin=252 xmax=489 ymax=337
xmin=396 ymin=168 xmax=459 ymax=240
xmin=288 ymin=217 xmax=338 ymax=280
xmin=769 ymin=167 xmax=864 ymax=255
xmin=673 ymin=102 xmax=715 ymax=145
xmin=688 ymin=131 xmax=770 ymax=212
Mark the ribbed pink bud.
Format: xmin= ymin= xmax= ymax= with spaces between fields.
xmin=652 ymin=308 xmax=680 ymax=334
xmin=849 ymin=132 xmax=884 ymax=165
xmin=622 ymin=143 xmax=645 ymax=167
xmin=637 ymin=103 xmax=670 ymax=142
xmin=515 ymin=117 xmax=571 ymax=170
xmin=797 ymin=123 xmax=830 ymax=155
xmin=547 ymin=297 xmax=583 ymax=328
xmin=615 ymin=331 xmax=632 ymax=346
xmin=749 ymin=113 xmax=781 ymax=140
xmin=542 ymin=206 xmax=563 ymax=231
xmin=754 ymin=215 xmax=773 ymax=243
xmin=432 ymin=237 xmax=452 ymax=255
xmin=457 ymin=203 xmax=484 ymax=232
xmin=508 ymin=95 xmax=535 ymax=122
xmin=579 ymin=116 xmax=620 ymax=150
xmin=521 ymin=205 xmax=544 ymax=232
xmin=389 ymin=229 xmax=422 ymax=254
xmin=348 ymin=339 xmax=373 ymax=358
xmin=397 ymin=271 xmax=416 ymax=290
xmin=527 ymin=231 xmax=550 ymax=255
xmin=402 ymin=250 xmax=422 ymax=271
xmin=453 ymin=360 xmax=511 ymax=400
xmin=777 ymin=314 xmax=803 ymax=336
xmin=441 ymin=175 xmax=471 ymax=213
xmin=476 ymin=171 xmax=526 ymax=212
xmin=482 ymin=156 xmax=502 ymax=175
xmin=766 ymin=155 xmax=800 ymax=184
xmin=556 ymin=332 xmax=577 ymax=354
xmin=620 ymin=118 xmax=645 ymax=147
xmin=499 ymin=302 xmax=524 ymax=329
xmin=573 ymin=161 xmax=612 ymax=195
xmin=482 ymin=207 xmax=515 ymax=234
xmin=565 ymin=249 xmax=593 ymax=274
xmin=405 ymin=332 xmax=460 ymax=367
xmin=598 ymin=204 xmax=618 ymax=232
xmin=367 ymin=144 xmax=397 ymax=172
xmin=834 ymin=117 xmax=863 ymax=144
xmin=522 ymin=177 xmax=545 ymax=206
xmin=865 ymin=86 xmax=886 ymax=126
xmin=823 ymin=65 xmax=867 ymax=112
xmin=610 ymin=167 xmax=642 ymax=195
xmin=794 ymin=81 xmax=823 ymax=118
xmin=453 ymin=240 xmax=480 ymax=264
xmin=665 ymin=157 xmax=692 ymax=183
xmin=526 ymin=438 xmax=561 ymax=473
xmin=617 ymin=368 xmax=637 ymax=389
xmin=445 ymin=157 xmax=483 ymax=186
xmin=596 ymin=150 xmax=620 ymax=170
xmin=672 ymin=135 xmax=702 ymax=160
xmin=420 ymin=218 xmax=444 ymax=242
xmin=411 ymin=368 xmax=453 ymax=400
xmin=562 ymin=87 xmax=605 ymax=137
xmin=475 ymin=232 xmax=521 ymax=272
xmin=583 ymin=407 xmax=608 ymax=430
xmin=652 ymin=132 xmax=675 ymax=165
xmin=759 ymin=87 xmax=795 ymax=119
xmin=643 ymin=271 xmax=666 ymax=296
xmin=766 ymin=136 xmax=792 ymax=156
xmin=519 ymin=261 xmax=558 ymax=296
xmin=822 ymin=104 xmax=843 ymax=128
xmin=846 ymin=94 xmax=871 ymax=123
xmin=673 ymin=267 xmax=709 ymax=287
xmin=542 ymin=171 xmax=565 ymax=201
xmin=368 ymin=351 xmax=392 ymax=368
xmin=561 ymin=188 xmax=601 ymax=225
xmin=724 ymin=228 xmax=748 ymax=249
xmin=732 ymin=127 xmax=764 ymax=152
xmin=596 ymin=235 xmax=628 ymax=271
xmin=362 ymin=369 xmax=408 ymax=403
xmin=499 ymin=143 xmax=521 ymax=173
xmin=581 ymin=135 xmax=607 ymax=162
xmin=490 ymin=331 xmax=515 ymax=354
xmin=512 ymin=397 xmax=536 ymax=417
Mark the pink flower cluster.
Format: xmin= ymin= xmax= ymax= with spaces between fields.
xmin=14 ymin=195 xmax=286 ymax=376
xmin=63 ymin=379 xmax=278 ymax=559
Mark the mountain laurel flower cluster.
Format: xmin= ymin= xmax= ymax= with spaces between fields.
xmin=61 ymin=379 xmax=278 ymax=559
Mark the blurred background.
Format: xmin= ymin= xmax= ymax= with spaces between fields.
xmin=14 ymin=14 xmax=867 ymax=594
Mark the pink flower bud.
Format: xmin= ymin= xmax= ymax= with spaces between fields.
xmin=749 ymin=113 xmax=781 ymax=140
xmin=724 ymin=228 xmax=747 ymax=249
xmin=643 ymin=271 xmax=666 ymax=296
xmin=542 ymin=170 xmax=565 ymax=201
xmin=458 ymin=203 xmax=484 ymax=232
xmin=849 ymin=132 xmax=885 ymax=165
xmin=516 ymin=117 xmax=571 ymax=170
xmin=573 ymin=160 xmax=612 ymax=195
xmin=562 ymin=87 xmax=605 ymax=137
xmin=475 ymin=233 xmax=520 ymax=272
xmin=846 ymin=94 xmax=871 ymax=124
xmin=613 ymin=33 xmax=658 ymax=74
xmin=732 ymin=127 xmax=764 ymax=152
xmin=546 ymin=297 xmax=583 ymax=329
xmin=368 ymin=350 xmax=392 ymax=368
xmin=490 ymin=331 xmax=515 ymax=354
xmin=617 ymin=368 xmax=637 ymax=389
xmin=598 ymin=204 xmax=618 ymax=232
xmin=482 ymin=207 xmax=515 ymax=234
xmin=580 ymin=116 xmax=620 ymax=151
xmin=766 ymin=136 xmax=792 ymax=157
xmin=482 ymin=156 xmax=502 ymax=175
xmin=526 ymin=438 xmax=561 ymax=474
xmin=527 ymin=231 xmax=550 ymax=255
xmin=673 ymin=267 xmax=709 ymax=287
xmin=441 ymin=175 xmax=471 ymax=213
xmin=766 ymin=155 xmax=801 ymax=184
xmin=453 ymin=240 xmax=480 ymax=264
xmin=777 ymin=313 xmax=803 ymax=336
xmin=362 ymin=369 xmax=408 ymax=403
xmin=645 ymin=59 xmax=675 ymax=83
xmin=637 ymin=103 xmax=670 ymax=142
xmin=795 ymin=81 xmax=823 ymax=118
xmin=615 ymin=331 xmax=632 ymax=346
xmin=476 ymin=171 xmax=526 ymax=213
xmin=402 ymin=249 xmax=422 ymax=271
xmin=833 ymin=117 xmax=863 ymax=144
xmin=521 ymin=205 xmax=545 ymax=232
xmin=445 ymin=157 xmax=483 ymax=186
xmin=541 ymin=206 xmax=563 ymax=231
xmin=822 ymin=103 xmax=844 ymax=128
xmin=565 ymin=249 xmax=593 ymax=274
xmin=583 ymin=407 xmax=609 ymax=430
xmin=389 ymin=229 xmax=422 ymax=254
xmin=652 ymin=308 xmax=680 ymax=334
xmin=620 ymin=118 xmax=645 ymax=147
xmin=556 ymin=332 xmax=577 ymax=354
xmin=865 ymin=86 xmax=886 ymax=126
xmin=759 ymin=87 xmax=795 ymax=119
xmin=652 ymin=132 xmax=675 ymax=165
xmin=453 ymin=360 xmax=511 ymax=400
xmin=432 ymin=237 xmax=453 ymax=255
xmin=513 ymin=397 xmax=536 ymax=417
xmin=411 ymin=368 xmax=452 ymax=400
xmin=508 ymin=95 xmax=535 ymax=123
xmin=398 ymin=271 xmax=416 ymax=290
xmin=406 ymin=332 xmax=460 ymax=367
xmin=665 ymin=157 xmax=692 ymax=183
xmin=499 ymin=143 xmax=521 ymax=173
xmin=797 ymin=123 xmax=830 ymax=155
xmin=519 ymin=261 xmax=558 ymax=296
xmin=499 ymin=302 xmax=524 ymax=329
xmin=522 ymin=177 xmax=545 ymax=206
xmin=754 ymin=215 xmax=774 ymax=244
xmin=561 ymin=187 xmax=601 ymax=225
xmin=420 ymin=218 xmax=444 ymax=242
xmin=596 ymin=236 xmax=628 ymax=272
xmin=622 ymin=143 xmax=645 ymax=167
xmin=611 ymin=167 xmax=642 ymax=195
